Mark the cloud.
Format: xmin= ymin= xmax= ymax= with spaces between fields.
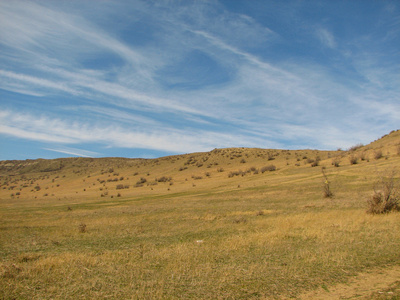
xmin=0 ymin=109 xmax=270 ymax=154
xmin=316 ymin=28 xmax=336 ymax=49
xmin=0 ymin=0 xmax=399 ymax=159
xmin=43 ymin=147 xmax=99 ymax=158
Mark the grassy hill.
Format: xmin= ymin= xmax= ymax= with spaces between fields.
xmin=1 ymin=130 xmax=399 ymax=299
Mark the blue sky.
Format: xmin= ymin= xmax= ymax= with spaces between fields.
xmin=0 ymin=0 xmax=399 ymax=160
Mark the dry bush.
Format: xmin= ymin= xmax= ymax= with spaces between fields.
xmin=348 ymin=143 xmax=364 ymax=152
xmin=367 ymin=170 xmax=400 ymax=214
xmin=332 ymin=157 xmax=340 ymax=167
xmin=311 ymin=160 xmax=319 ymax=167
xmin=374 ymin=150 xmax=383 ymax=160
xmin=136 ymin=177 xmax=147 ymax=185
xmin=349 ymin=155 xmax=358 ymax=165
xmin=156 ymin=176 xmax=172 ymax=182
xmin=228 ymin=170 xmax=244 ymax=178
xmin=261 ymin=165 xmax=276 ymax=173
xmin=359 ymin=152 xmax=367 ymax=161
xmin=321 ymin=168 xmax=333 ymax=198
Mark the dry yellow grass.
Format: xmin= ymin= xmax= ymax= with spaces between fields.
xmin=1 ymin=130 xmax=399 ymax=299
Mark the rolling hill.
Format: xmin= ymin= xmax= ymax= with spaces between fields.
xmin=0 ymin=129 xmax=399 ymax=299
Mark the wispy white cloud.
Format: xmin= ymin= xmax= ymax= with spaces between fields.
xmin=43 ymin=147 xmax=99 ymax=158
xmin=0 ymin=0 xmax=399 ymax=158
xmin=316 ymin=28 xmax=336 ymax=48
xmin=0 ymin=109 xmax=268 ymax=153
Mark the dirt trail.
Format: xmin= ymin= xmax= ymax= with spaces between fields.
xmin=298 ymin=265 xmax=400 ymax=299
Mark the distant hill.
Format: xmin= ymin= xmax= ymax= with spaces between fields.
xmin=0 ymin=130 xmax=398 ymax=201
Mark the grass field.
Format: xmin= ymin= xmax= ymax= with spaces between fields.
xmin=1 ymin=130 xmax=399 ymax=299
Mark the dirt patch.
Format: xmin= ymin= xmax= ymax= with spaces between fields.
xmin=298 ymin=265 xmax=400 ymax=299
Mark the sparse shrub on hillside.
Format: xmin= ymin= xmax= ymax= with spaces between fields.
xmin=348 ymin=143 xmax=364 ymax=152
xmin=228 ymin=170 xmax=245 ymax=178
xmin=359 ymin=152 xmax=367 ymax=161
xmin=217 ymin=168 xmax=224 ymax=172
xmin=367 ymin=170 xmax=400 ymax=214
xmin=311 ymin=160 xmax=319 ymax=167
xmin=397 ymin=144 xmax=400 ymax=155
xmin=321 ymin=168 xmax=333 ymax=198
xmin=349 ymin=155 xmax=358 ymax=165
xmin=137 ymin=177 xmax=147 ymax=185
xmin=156 ymin=176 xmax=172 ymax=183
xmin=261 ymin=165 xmax=276 ymax=173
xmin=307 ymin=157 xmax=320 ymax=167
xmin=374 ymin=150 xmax=383 ymax=160
xmin=245 ymin=167 xmax=259 ymax=174
xmin=240 ymin=159 xmax=246 ymax=164
xmin=332 ymin=157 xmax=340 ymax=167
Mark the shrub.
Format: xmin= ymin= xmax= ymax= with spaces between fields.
xmin=156 ymin=176 xmax=172 ymax=182
xmin=332 ymin=157 xmax=340 ymax=167
xmin=322 ymin=168 xmax=333 ymax=198
xmin=349 ymin=155 xmax=358 ymax=165
xmin=261 ymin=165 xmax=276 ymax=173
xmin=228 ymin=170 xmax=244 ymax=178
xmin=359 ymin=152 xmax=367 ymax=161
xmin=348 ymin=143 xmax=364 ymax=152
xmin=137 ymin=177 xmax=147 ymax=185
xmin=374 ymin=150 xmax=383 ymax=160
xmin=367 ymin=170 xmax=400 ymax=214
xmin=311 ymin=161 xmax=319 ymax=167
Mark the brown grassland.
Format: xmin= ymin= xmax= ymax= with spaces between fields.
xmin=1 ymin=130 xmax=400 ymax=299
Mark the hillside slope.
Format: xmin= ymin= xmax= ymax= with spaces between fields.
xmin=0 ymin=130 xmax=399 ymax=202
xmin=1 ymin=130 xmax=400 ymax=299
